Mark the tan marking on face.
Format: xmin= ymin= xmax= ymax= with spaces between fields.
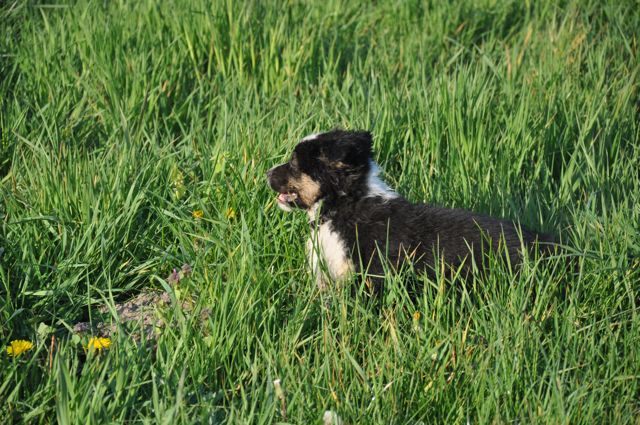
xmin=318 ymin=154 xmax=348 ymax=169
xmin=292 ymin=173 xmax=321 ymax=206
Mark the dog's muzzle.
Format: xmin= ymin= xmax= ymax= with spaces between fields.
xmin=267 ymin=166 xmax=299 ymax=210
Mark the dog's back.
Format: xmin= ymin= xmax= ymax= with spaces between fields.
xmin=328 ymin=195 xmax=552 ymax=281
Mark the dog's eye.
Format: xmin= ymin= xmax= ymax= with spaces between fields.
xmin=290 ymin=156 xmax=299 ymax=168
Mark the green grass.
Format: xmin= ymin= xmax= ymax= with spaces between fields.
xmin=1 ymin=0 xmax=639 ymax=423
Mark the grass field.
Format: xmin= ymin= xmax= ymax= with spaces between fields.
xmin=1 ymin=0 xmax=639 ymax=423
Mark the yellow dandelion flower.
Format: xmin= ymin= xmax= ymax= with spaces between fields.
xmin=225 ymin=207 xmax=236 ymax=220
xmin=192 ymin=210 xmax=204 ymax=219
xmin=413 ymin=311 xmax=421 ymax=321
xmin=86 ymin=337 xmax=111 ymax=353
xmin=7 ymin=340 xmax=33 ymax=357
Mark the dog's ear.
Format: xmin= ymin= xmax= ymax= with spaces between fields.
xmin=323 ymin=131 xmax=372 ymax=168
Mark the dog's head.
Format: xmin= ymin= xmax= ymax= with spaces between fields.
xmin=267 ymin=130 xmax=374 ymax=212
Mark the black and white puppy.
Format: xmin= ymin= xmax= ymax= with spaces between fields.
xmin=267 ymin=130 xmax=550 ymax=291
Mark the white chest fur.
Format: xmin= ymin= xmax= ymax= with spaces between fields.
xmin=306 ymin=220 xmax=354 ymax=290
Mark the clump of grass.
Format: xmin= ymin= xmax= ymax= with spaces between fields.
xmin=1 ymin=0 xmax=639 ymax=423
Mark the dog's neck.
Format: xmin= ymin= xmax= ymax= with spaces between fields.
xmin=365 ymin=161 xmax=398 ymax=200
xmin=306 ymin=162 xmax=398 ymax=227
xmin=307 ymin=200 xmax=323 ymax=224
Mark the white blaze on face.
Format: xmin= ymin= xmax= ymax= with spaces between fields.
xmin=366 ymin=160 xmax=398 ymax=200
xmin=301 ymin=133 xmax=320 ymax=141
